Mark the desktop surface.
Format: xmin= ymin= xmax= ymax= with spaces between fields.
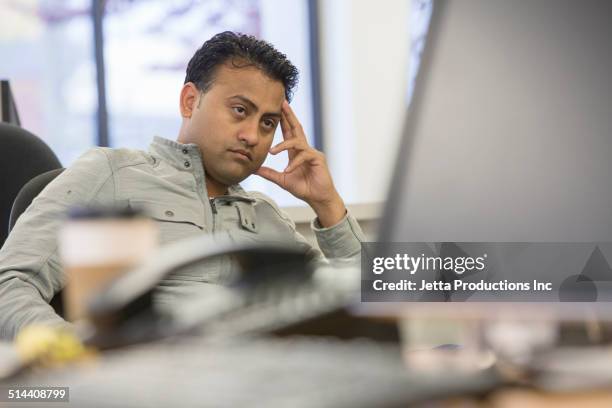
xmin=2 ymin=335 xmax=499 ymax=407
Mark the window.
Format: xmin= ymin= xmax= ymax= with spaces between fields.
xmin=1 ymin=0 xmax=317 ymax=207
xmin=0 ymin=0 xmax=97 ymax=165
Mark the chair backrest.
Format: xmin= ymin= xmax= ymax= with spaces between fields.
xmin=0 ymin=123 xmax=61 ymax=248
xmin=9 ymin=168 xmax=65 ymax=232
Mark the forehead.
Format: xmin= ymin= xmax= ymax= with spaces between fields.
xmin=208 ymin=63 xmax=285 ymax=107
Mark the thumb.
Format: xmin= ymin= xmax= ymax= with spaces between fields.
xmin=255 ymin=166 xmax=285 ymax=187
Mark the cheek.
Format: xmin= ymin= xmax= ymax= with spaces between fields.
xmin=197 ymin=111 xmax=231 ymax=141
xmin=200 ymin=129 xmax=225 ymax=151
xmin=253 ymin=153 xmax=268 ymax=168
xmin=255 ymin=143 xmax=273 ymax=164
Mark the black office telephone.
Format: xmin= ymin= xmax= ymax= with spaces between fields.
xmin=84 ymin=234 xmax=398 ymax=348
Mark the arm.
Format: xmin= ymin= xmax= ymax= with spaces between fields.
xmin=0 ymin=149 xmax=115 ymax=339
xmin=310 ymin=210 xmax=364 ymax=261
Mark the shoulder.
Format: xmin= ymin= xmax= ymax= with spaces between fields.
xmin=69 ymin=146 xmax=151 ymax=172
xmin=61 ymin=147 xmax=151 ymax=184
xmin=96 ymin=147 xmax=150 ymax=170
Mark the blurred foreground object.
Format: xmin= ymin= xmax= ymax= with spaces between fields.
xmin=15 ymin=325 xmax=95 ymax=368
xmin=58 ymin=207 xmax=158 ymax=322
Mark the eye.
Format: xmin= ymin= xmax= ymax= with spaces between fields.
xmin=262 ymin=119 xmax=276 ymax=130
xmin=232 ymin=106 xmax=246 ymax=116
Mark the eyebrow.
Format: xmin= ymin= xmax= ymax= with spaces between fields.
xmin=229 ymin=95 xmax=282 ymax=119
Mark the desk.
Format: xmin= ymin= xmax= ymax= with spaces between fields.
xmin=2 ymin=335 xmax=498 ymax=407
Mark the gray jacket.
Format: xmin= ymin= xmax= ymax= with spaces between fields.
xmin=0 ymin=137 xmax=364 ymax=339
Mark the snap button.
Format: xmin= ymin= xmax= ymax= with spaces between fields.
xmin=184 ymin=161 xmax=191 ymax=168
xmin=165 ymin=210 xmax=174 ymax=217
xmin=182 ymin=148 xmax=189 ymax=154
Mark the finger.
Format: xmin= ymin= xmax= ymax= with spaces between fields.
xmin=279 ymin=111 xmax=293 ymax=140
xmin=269 ymin=138 xmax=306 ymax=155
xmin=281 ymin=101 xmax=307 ymax=141
xmin=282 ymin=100 xmax=298 ymax=127
xmin=285 ymin=150 xmax=319 ymax=173
xmin=255 ymin=166 xmax=285 ymax=187
xmin=281 ymin=102 xmax=299 ymax=131
xmin=280 ymin=110 xmax=300 ymax=141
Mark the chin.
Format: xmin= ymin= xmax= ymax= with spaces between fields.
xmin=210 ymin=163 xmax=251 ymax=185
xmin=220 ymin=172 xmax=251 ymax=186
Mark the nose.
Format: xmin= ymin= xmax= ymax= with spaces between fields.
xmin=237 ymin=120 xmax=259 ymax=147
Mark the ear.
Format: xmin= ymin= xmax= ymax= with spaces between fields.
xmin=179 ymin=82 xmax=200 ymax=118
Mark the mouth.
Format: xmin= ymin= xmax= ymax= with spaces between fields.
xmin=228 ymin=149 xmax=252 ymax=161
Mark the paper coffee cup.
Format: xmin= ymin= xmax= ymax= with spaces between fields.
xmin=58 ymin=208 xmax=158 ymax=322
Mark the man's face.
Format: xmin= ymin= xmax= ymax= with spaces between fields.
xmin=183 ymin=64 xmax=285 ymax=187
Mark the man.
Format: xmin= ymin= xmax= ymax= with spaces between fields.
xmin=0 ymin=32 xmax=364 ymax=339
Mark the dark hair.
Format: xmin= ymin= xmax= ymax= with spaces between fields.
xmin=184 ymin=31 xmax=299 ymax=102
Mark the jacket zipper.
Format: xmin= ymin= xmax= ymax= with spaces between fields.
xmin=209 ymin=198 xmax=217 ymax=214
xmin=209 ymin=198 xmax=217 ymax=232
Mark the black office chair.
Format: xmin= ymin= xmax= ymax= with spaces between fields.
xmin=1 ymin=123 xmax=65 ymax=315
xmin=0 ymin=123 xmax=62 ymax=248
xmin=9 ymin=168 xmax=65 ymax=231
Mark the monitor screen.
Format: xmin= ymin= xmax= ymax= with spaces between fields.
xmin=382 ymin=0 xmax=612 ymax=243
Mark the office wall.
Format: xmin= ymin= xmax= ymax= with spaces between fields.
xmin=318 ymin=0 xmax=410 ymax=208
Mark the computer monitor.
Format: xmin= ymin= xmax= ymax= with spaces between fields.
xmin=369 ymin=0 xmax=612 ymax=312
xmin=0 ymin=80 xmax=21 ymax=126
xmin=381 ymin=0 xmax=612 ymax=244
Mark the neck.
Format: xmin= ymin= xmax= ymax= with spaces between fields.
xmin=205 ymin=174 xmax=228 ymax=197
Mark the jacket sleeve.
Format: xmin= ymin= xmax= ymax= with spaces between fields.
xmin=310 ymin=210 xmax=365 ymax=261
xmin=0 ymin=148 xmax=115 ymax=340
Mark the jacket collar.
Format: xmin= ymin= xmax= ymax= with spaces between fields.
xmin=148 ymin=136 xmax=199 ymax=169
